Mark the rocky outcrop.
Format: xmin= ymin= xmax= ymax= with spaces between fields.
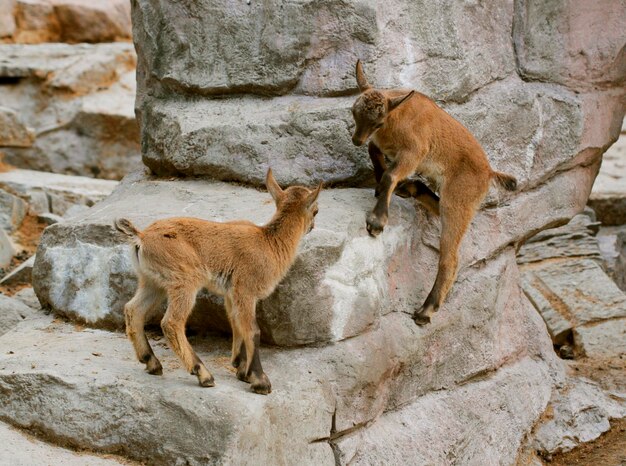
xmin=25 ymin=0 xmax=626 ymax=463
xmin=1 ymin=0 xmax=131 ymax=44
xmin=0 ymin=43 xmax=140 ymax=180
xmin=518 ymin=210 xmax=626 ymax=358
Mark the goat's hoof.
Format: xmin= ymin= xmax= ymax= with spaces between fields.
xmin=374 ymin=186 xmax=381 ymax=198
xmin=366 ymin=213 xmax=385 ymax=237
xmin=236 ymin=368 xmax=249 ymax=383
xmin=413 ymin=313 xmax=431 ymax=326
xmin=250 ymin=373 xmax=272 ymax=395
xmin=231 ymin=356 xmax=241 ymax=369
xmin=146 ymin=357 xmax=163 ymax=375
xmin=198 ymin=374 xmax=215 ymax=388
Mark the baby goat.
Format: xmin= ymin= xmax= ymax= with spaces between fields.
xmin=351 ymin=60 xmax=517 ymax=326
xmin=115 ymin=169 xmax=321 ymax=394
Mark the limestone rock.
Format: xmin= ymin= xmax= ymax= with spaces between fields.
xmin=518 ymin=212 xmax=626 ymax=356
xmin=574 ymin=319 xmax=626 ymax=359
xmin=0 ymin=229 xmax=15 ymax=268
xmin=132 ymin=0 xmax=514 ymax=100
xmin=0 ymin=169 xmax=117 ymax=216
xmin=533 ymin=377 xmax=626 ymax=456
xmin=0 ymin=43 xmax=139 ymax=180
xmin=0 ymin=188 xmax=26 ymax=232
xmin=10 ymin=0 xmax=131 ymax=44
xmin=0 ymin=421 xmax=126 ymax=466
xmin=0 ymin=292 xmax=34 ymax=336
xmin=589 ymin=125 xmax=626 ymax=226
xmin=513 ymin=0 xmax=626 ymax=89
xmin=0 ymin=106 xmax=34 ymax=147
xmin=597 ymin=225 xmax=626 ymax=291
xmin=0 ymin=0 xmax=16 ymax=39
xmin=0 ymin=255 xmax=34 ymax=286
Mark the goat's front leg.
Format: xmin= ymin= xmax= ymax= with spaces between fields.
xmin=368 ymin=142 xmax=386 ymax=196
xmin=161 ymin=286 xmax=215 ymax=387
xmin=124 ymin=278 xmax=166 ymax=375
xmin=230 ymin=294 xmax=271 ymax=395
xmin=366 ymin=158 xmax=418 ymax=237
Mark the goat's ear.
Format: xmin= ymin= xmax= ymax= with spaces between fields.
xmin=388 ymin=90 xmax=415 ymax=112
xmin=266 ymin=168 xmax=284 ymax=202
xmin=306 ymin=182 xmax=323 ymax=208
xmin=356 ymin=60 xmax=371 ymax=92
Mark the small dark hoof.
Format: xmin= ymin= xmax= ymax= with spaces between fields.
xmin=366 ymin=212 xmax=385 ymax=237
xmin=374 ymin=186 xmax=381 ymax=198
xmin=146 ymin=357 xmax=163 ymax=375
xmin=236 ymin=368 xmax=250 ymax=383
xmin=199 ymin=375 xmax=215 ymax=388
xmin=250 ymin=373 xmax=272 ymax=395
xmin=413 ymin=313 xmax=431 ymax=326
xmin=231 ymin=357 xmax=241 ymax=369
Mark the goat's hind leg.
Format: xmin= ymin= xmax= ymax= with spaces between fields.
xmin=413 ymin=182 xmax=482 ymax=325
xmin=161 ymin=286 xmax=215 ymax=387
xmin=124 ymin=278 xmax=166 ymax=375
xmin=225 ymin=294 xmax=246 ymax=374
xmin=230 ymin=294 xmax=271 ymax=395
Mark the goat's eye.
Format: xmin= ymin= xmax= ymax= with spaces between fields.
xmin=313 ymin=208 xmax=319 ymax=217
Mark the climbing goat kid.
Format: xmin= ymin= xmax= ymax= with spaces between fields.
xmin=115 ymin=169 xmax=321 ymax=394
xmin=351 ymin=60 xmax=517 ymax=326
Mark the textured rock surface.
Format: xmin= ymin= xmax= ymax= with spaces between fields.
xmin=533 ymin=377 xmax=626 ymax=456
xmin=518 ymin=212 xmax=626 ymax=355
xmin=597 ymin=225 xmax=626 ymax=291
xmin=0 ymin=292 xmax=35 ymax=336
xmin=0 ymin=168 xmax=117 ymax=216
xmin=0 ymin=43 xmax=139 ymax=180
xmin=0 ymin=106 xmax=34 ymax=147
xmin=0 ymin=255 xmax=33 ymax=286
xmin=0 ymin=285 xmax=558 ymax=465
xmin=0 ymin=421 xmax=128 ymax=466
xmin=589 ymin=122 xmax=626 ymax=226
xmin=4 ymin=0 xmax=132 ymax=44
xmin=0 ymin=229 xmax=15 ymax=268
xmin=0 ymin=188 xmax=26 ymax=232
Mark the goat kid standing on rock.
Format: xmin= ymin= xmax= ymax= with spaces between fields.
xmin=115 ymin=169 xmax=322 ymax=395
xmin=351 ymin=60 xmax=517 ymax=326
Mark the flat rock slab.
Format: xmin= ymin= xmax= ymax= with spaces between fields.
xmin=574 ymin=319 xmax=626 ymax=359
xmin=33 ymin=171 xmax=418 ymax=345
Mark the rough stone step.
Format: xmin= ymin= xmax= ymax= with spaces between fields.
xmin=32 ymin=170 xmax=420 ymax=346
xmin=31 ymin=166 xmax=594 ymax=347
xmin=0 ymin=255 xmax=34 ymax=286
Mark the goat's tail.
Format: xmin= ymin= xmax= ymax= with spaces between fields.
xmin=491 ymin=171 xmax=517 ymax=191
xmin=114 ymin=218 xmax=141 ymax=239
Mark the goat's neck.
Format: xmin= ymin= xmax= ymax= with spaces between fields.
xmin=262 ymin=209 xmax=306 ymax=268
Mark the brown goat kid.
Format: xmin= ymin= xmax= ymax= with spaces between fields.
xmin=115 ymin=169 xmax=321 ymax=394
xmin=351 ymin=60 xmax=517 ymax=326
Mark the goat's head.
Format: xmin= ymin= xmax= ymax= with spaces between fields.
xmin=351 ymin=60 xmax=415 ymax=146
xmin=266 ymin=168 xmax=322 ymax=234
